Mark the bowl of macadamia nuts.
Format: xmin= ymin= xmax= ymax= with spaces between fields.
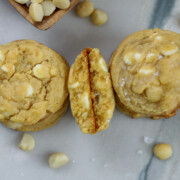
xmin=9 ymin=0 xmax=80 ymax=30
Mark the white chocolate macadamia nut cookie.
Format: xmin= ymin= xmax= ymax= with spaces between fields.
xmin=0 ymin=40 xmax=69 ymax=131
xmin=68 ymin=48 xmax=115 ymax=134
xmin=110 ymin=28 xmax=180 ymax=119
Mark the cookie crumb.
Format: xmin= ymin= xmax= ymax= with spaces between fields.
xmin=144 ymin=136 xmax=153 ymax=144
xmin=137 ymin=150 xmax=143 ymax=155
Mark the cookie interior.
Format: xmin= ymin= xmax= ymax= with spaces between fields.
xmin=68 ymin=48 xmax=114 ymax=134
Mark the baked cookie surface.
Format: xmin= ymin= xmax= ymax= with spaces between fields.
xmin=110 ymin=28 xmax=180 ymax=119
xmin=68 ymin=48 xmax=115 ymax=134
xmin=0 ymin=40 xmax=69 ymax=131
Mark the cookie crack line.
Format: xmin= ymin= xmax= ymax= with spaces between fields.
xmin=86 ymin=48 xmax=98 ymax=133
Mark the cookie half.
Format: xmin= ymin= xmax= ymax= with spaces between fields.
xmin=110 ymin=28 xmax=180 ymax=119
xmin=68 ymin=48 xmax=115 ymax=134
xmin=0 ymin=40 xmax=69 ymax=131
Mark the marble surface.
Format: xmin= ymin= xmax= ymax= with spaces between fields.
xmin=0 ymin=0 xmax=180 ymax=180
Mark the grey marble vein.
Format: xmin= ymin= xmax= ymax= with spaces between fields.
xmin=149 ymin=0 xmax=176 ymax=28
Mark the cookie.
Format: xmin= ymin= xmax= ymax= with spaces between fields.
xmin=68 ymin=48 xmax=115 ymax=134
xmin=0 ymin=40 xmax=69 ymax=131
xmin=110 ymin=28 xmax=180 ymax=119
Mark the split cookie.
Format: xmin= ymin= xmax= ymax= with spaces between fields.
xmin=68 ymin=48 xmax=115 ymax=134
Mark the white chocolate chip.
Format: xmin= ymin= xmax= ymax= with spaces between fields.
xmin=147 ymin=53 xmax=155 ymax=58
xmin=134 ymin=53 xmax=142 ymax=62
xmin=26 ymin=84 xmax=33 ymax=97
xmin=139 ymin=66 xmax=155 ymax=75
xmin=0 ymin=51 xmax=5 ymax=63
xmin=146 ymin=53 xmax=155 ymax=62
xmin=33 ymin=64 xmax=49 ymax=79
xmin=160 ymin=44 xmax=178 ymax=56
xmin=69 ymin=82 xmax=79 ymax=88
xmin=124 ymin=53 xmax=133 ymax=65
xmin=19 ymin=133 xmax=35 ymax=151
xmin=99 ymin=57 xmax=108 ymax=72
xmin=121 ymin=80 xmax=125 ymax=87
xmin=84 ymin=93 xmax=90 ymax=109
xmin=49 ymin=153 xmax=69 ymax=169
xmin=155 ymin=36 xmax=162 ymax=41
xmin=1 ymin=64 xmax=15 ymax=74
xmin=1 ymin=65 xmax=8 ymax=72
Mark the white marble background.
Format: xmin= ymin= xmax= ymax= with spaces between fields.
xmin=0 ymin=0 xmax=180 ymax=180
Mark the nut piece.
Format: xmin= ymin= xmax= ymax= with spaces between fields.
xmin=91 ymin=9 xmax=108 ymax=26
xmin=41 ymin=1 xmax=56 ymax=16
xmin=29 ymin=3 xmax=44 ymax=22
xmin=53 ymin=0 xmax=70 ymax=10
xmin=76 ymin=0 xmax=94 ymax=18
xmin=49 ymin=152 xmax=69 ymax=169
xmin=153 ymin=143 xmax=172 ymax=160
xmin=15 ymin=0 xmax=30 ymax=4
xmin=19 ymin=133 xmax=35 ymax=151
xmin=145 ymin=86 xmax=163 ymax=102
xmin=160 ymin=44 xmax=178 ymax=56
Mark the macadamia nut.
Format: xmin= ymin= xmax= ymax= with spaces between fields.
xmin=53 ymin=0 xmax=70 ymax=10
xmin=91 ymin=9 xmax=108 ymax=26
xmin=76 ymin=0 xmax=94 ymax=17
xmin=29 ymin=3 xmax=44 ymax=22
xmin=49 ymin=152 xmax=69 ymax=169
xmin=15 ymin=0 xmax=30 ymax=4
xmin=41 ymin=1 xmax=56 ymax=16
xmin=19 ymin=133 xmax=35 ymax=151
xmin=153 ymin=143 xmax=172 ymax=160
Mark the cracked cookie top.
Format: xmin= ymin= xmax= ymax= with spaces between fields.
xmin=0 ymin=40 xmax=69 ymax=126
xmin=110 ymin=28 xmax=180 ymax=118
